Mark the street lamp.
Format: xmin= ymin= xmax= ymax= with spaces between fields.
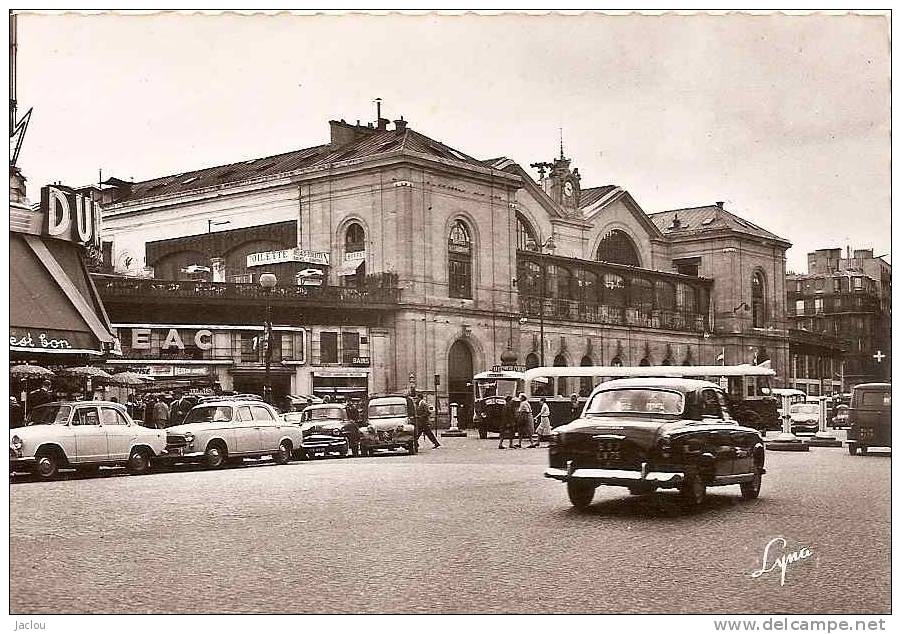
xmin=259 ymin=272 xmax=278 ymax=403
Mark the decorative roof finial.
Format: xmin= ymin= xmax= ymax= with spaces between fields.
xmin=559 ymin=127 xmax=564 ymax=160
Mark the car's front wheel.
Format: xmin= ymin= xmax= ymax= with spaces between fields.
xmin=273 ymin=441 xmax=292 ymax=465
xmin=680 ymin=473 xmax=707 ymax=507
xmin=740 ymin=469 xmax=763 ymax=500
xmin=126 ymin=449 xmax=152 ymax=475
xmin=35 ymin=451 xmax=61 ymax=480
xmin=204 ymin=442 xmax=227 ymax=469
xmin=566 ymin=481 xmax=596 ymax=509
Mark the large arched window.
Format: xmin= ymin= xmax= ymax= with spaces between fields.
xmin=553 ymin=354 xmax=568 ymax=396
xmin=596 ymin=229 xmax=640 ymax=266
xmin=751 ymin=271 xmax=766 ymax=328
xmin=448 ymin=220 xmax=473 ymax=299
xmin=342 ymin=223 xmax=366 ymax=287
xmin=516 ymin=214 xmax=539 ymax=252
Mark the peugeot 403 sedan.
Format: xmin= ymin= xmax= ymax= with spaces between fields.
xmin=163 ymin=399 xmax=305 ymax=468
xmin=544 ymin=378 xmax=765 ymax=509
xmin=9 ymin=401 xmax=167 ymax=479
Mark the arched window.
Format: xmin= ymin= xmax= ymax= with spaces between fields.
xmin=610 ymin=356 xmax=623 ymax=367
xmin=596 ymin=229 xmax=640 ymax=266
xmin=602 ymin=273 xmax=626 ymax=305
xmin=343 ymin=223 xmax=367 ymax=287
xmin=751 ymin=271 xmax=766 ymax=328
xmin=553 ymin=354 xmax=568 ymax=396
xmin=525 ymin=353 xmax=539 ymax=369
xmin=639 ymin=358 xmax=651 ymax=366
xmin=632 ymin=276 xmax=654 ymax=316
xmin=655 ymin=279 xmax=676 ymax=311
xmin=345 ymin=223 xmax=365 ymax=253
xmin=579 ymin=355 xmax=594 ymax=396
xmin=516 ymin=214 xmax=539 ymax=252
xmin=546 ymin=265 xmax=572 ymax=299
xmin=448 ymin=220 xmax=473 ymax=299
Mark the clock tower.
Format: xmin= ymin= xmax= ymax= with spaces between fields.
xmin=531 ymin=143 xmax=581 ymax=211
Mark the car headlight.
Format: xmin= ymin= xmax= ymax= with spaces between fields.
xmin=11 ymin=435 xmax=23 ymax=451
xmin=184 ymin=432 xmax=195 ymax=443
xmin=396 ymin=425 xmax=405 ymax=432
xmin=480 ymin=412 xmax=488 ymax=419
xmin=656 ymin=437 xmax=673 ymax=459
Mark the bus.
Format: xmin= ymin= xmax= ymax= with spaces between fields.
xmin=520 ymin=364 xmax=781 ymax=432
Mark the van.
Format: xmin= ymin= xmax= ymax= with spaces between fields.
xmin=847 ymin=383 xmax=891 ymax=455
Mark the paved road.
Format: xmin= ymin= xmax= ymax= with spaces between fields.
xmin=10 ymin=433 xmax=890 ymax=614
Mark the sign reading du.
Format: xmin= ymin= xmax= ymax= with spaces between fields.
xmin=40 ymin=185 xmax=101 ymax=247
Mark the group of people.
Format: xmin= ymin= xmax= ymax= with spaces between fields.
xmin=126 ymin=391 xmax=201 ymax=429
xmin=496 ymin=394 xmax=582 ymax=449
xmin=9 ymin=380 xmax=56 ymax=429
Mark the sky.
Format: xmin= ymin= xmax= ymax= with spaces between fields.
xmin=13 ymin=11 xmax=891 ymax=272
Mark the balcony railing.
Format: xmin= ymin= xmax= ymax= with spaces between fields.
xmin=519 ymin=296 xmax=708 ymax=333
xmin=95 ymin=276 xmax=400 ymax=307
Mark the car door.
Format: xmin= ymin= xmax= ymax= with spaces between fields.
xmin=99 ymin=406 xmax=133 ymax=461
xmin=72 ymin=406 xmax=108 ymax=464
xmin=718 ymin=390 xmax=754 ymax=475
xmin=698 ymin=389 xmax=733 ymax=476
xmin=233 ymin=405 xmax=261 ymax=455
xmin=251 ymin=405 xmax=280 ymax=453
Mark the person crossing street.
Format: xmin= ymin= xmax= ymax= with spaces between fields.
xmin=415 ymin=393 xmax=441 ymax=449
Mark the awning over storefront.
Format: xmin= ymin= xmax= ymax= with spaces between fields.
xmin=10 ymin=233 xmax=116 ymax=356
xmin=335 ymin=258 xmax=365 ymax=276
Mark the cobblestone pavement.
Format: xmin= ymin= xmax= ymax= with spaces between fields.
xmin=10 ymin=431 xmax=890 ymax=614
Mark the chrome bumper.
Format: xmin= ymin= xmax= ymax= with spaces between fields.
xmin=544 ymin=462 xmax=685 ymax=486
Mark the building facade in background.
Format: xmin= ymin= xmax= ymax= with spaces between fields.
xmin=94 ymin=114 xmax=793 ymax=418
xmin=787 ymin=247 xmax=892 ymax=393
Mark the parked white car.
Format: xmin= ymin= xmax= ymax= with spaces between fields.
xmin=9 ymin=401 xmax=167 ymax=479
xmin=163 ymin=399 xmax=304 ymax=468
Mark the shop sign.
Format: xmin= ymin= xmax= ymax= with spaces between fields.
xmin=40 ymin=186 xmax=101 ymax=247
xmin=247 ymin=248 xmax=330 ymax=268
xmin=344 ymin=250 xmax=366 ymax=262
xmin=492 ymin=365 xmax=525 ymax=373
xmin=351 ymin=356 xmax=370 ymax=366
xmin=9 ymin=330 xmax=72 ymax=350
xmin=130 ymin=328 xmax=213 ymax=351
xmin=134 ymin=365 xmax=209 ymax=377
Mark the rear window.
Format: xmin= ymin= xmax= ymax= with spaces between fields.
xmin=184 ymin=406 xmax=233 ymax=424
xmin=790 ymin=404 xmax=819 ymax=415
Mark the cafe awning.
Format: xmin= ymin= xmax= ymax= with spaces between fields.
xmin=10 ymin=233 xmax=116 ymax=356
xmin=335 ymin=258 xmax=365 ymax=276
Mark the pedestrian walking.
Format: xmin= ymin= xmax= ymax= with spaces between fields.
xmin=153 ymin=396 xmax=171 ymax=429
xmin=414 ymin=393 xmax=440 ymax=449
xmin=535 ymin=397 xmax=552 ymax=445
xmin=10 ymin=396 xmax=25 ymax=429
xmin=570 ymin=393 xmax=581 ymax=421
xmin=27 ymin=380 xmax=54 ymax=411
xmin=497 ymin=395 xmax=516 ymax=449
xmin=516 ymin=393 xmax=536 ymax=448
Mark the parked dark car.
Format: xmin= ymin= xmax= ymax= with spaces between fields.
xmin=284 ymin=404 xmax=361 ymax=458
xmin=544 ymin=378 xmax=765 ymax=509
xmin=847 ymin=383 xmax=891 ymax=455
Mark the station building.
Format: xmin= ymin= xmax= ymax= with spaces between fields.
xmin=94 ymin=113 xmax=793 ymax=418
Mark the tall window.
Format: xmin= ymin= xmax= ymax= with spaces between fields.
xmin=751 ymin=271 xmax=766 ymax=328
xmin=345 ymin=223 xmax=365 ymax=253
xmin=342 ymin=332 xmax=360 ymax=365
xmin=344 ymin=223 xmax=366 ymax=287
xmin=579 ymin=355 xmax=594 ymax=396
xmin=596 ymin=229 xmax=640 ymax=266
xmin=516 ymin=214 xmax=539 ymax=252
xmin=448 ymin=220 xmax=473 ymax=299
xmin=553 ymin=354 xmax=568 ymax=396
xmin=320 ymin=332 xmax=338 ymax=364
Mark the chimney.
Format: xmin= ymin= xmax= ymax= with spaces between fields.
xmin=329 ymin=119 xmax=376 ymax=149
xmin=394 ymin=116 xmax=407 ymax=132
xmin=715 ymin=201 xmax=725 ymax=209
xmin=377 ymin=117 xmax=389 ymax=131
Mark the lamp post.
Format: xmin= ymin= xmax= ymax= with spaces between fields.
xmin=259 ymin=272 xmax=278 ymax=404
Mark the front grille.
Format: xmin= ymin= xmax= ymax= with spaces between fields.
xmin=377 ymin=430 xmax=394 ymax=441
xmin=166 ymin=434 xmax=187 ymax=449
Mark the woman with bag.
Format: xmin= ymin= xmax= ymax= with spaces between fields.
xmin=535 ymin=397 xmax=552 ymax=446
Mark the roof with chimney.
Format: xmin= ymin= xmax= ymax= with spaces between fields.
xmin=648 ymin=204 xmax=790 ymax=245
xmin=104 ymin=118 xmax=495 ymax=204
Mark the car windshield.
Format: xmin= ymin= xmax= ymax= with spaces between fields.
xmin=475 ymin=379 xmax=519 ymax=399
xmin=183 ymin=406 xmax=233 ymax=424
xmin=308 ymin=408 xmax=345 ymax=420
xmin=282 ymin=412 xmax=304 ymax=423
xmin=791 ymin=404 xmax=819 ymax=415
xmin=27 ymin=404 xmax=71 ymax=425
xmin=368 ymin=403 xmax=407 ymax=418
xmin=585 ymin=389 xmax=684 ymax=416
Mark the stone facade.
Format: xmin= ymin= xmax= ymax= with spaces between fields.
xmin=96 ymin=115 xmax=793 ymax=416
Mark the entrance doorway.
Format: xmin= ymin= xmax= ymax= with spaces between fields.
xmin=448 ymin=339 xmax=474 ymax=428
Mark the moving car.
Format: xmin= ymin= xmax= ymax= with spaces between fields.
xmin=163 ymin=399 xmax=304 ymax=468
xmin=284 ymin=403 xmax=362 ymax=458
xmin=544 ymin=378 xmax=765 ymax=509
xmin=9 ymin=401 xmax=167 ymax=479
xmin=788 ymin=402 xmax=821 ymax=435
xmin=359 ymin=395 xmax=417 ymax=455
xmin=847 ymin=383 xmax=892 ymax=455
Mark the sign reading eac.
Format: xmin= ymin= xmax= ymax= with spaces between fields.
xmin=40 ymin=186 xmax=101 ymax=247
